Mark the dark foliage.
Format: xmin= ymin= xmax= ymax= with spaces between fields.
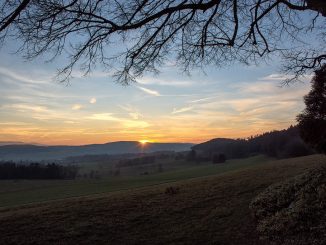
xmin=212 ymin=153 xmax=226 ymax=164
xmin=186 ymin=149 xmax=197 ymax=162
xmin=0 ymin=162 xmax=78 ymax=179
xmin=193 ymin=125 xmax=313 ymax=160
xmin=118 ymin=156 xmax=156 ymax=168
xmin=250 ymin=166 xmax=326 ymax=245
xmin=165 ymin=186 xmax=180 ymax=195
xmin=65 ymin=154 xmax=115 ymax=163
xmin=297 ymin=65 xmax=326 ymax=153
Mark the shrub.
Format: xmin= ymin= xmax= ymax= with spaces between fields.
xmin=212 ymin=153 xmax=226 ymax=164
xmin=250 ymin=167 xmax=326 ymax=244
xmin=165 ymin=186 xmax=180 ymax=195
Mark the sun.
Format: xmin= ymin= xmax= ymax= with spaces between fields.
xmin=139 ymin=139 xmax=150 ymax=145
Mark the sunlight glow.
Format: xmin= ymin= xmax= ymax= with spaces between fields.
xmin=139 ymin=140 xmax=150 ymax=145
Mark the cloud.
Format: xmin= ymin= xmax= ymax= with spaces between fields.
xmin=0 ymin=121 xmax=31 ymax=126
xmin=261 ymin=73 xmax=293 ymax=81
xmin=2 ymin=103 xmax=74 ymax=121
xmin=9 ymin=104 xmax=49 ymax=113
xmin=64 ymin=121 xmax=77 ymax=124
xmin=122 ymin=120 xmax=150 ymax=128
xmin=119 ymin=104 xmax=143 ymax=120
xmin=72 ymin=104 xmax=83 ymax=110
xmin=136 ymin=86 xmax=160 ymax=96
xmin=189 ymin=96 xmax=219 ymax=104
xmin=232 ymin=77 xmax=310 ymax=97
xmin=137 ymin=77 xmax=194 ymax=87
xmin=172 ymin=106 xmax=193 ymax=114
xmin=260 ymin=73 xmax=313 ymax=83
xmin=87 ymin=113 xmax=150 ymax=128
xmin=89 ymin=98 xmax=97 ymax=104
xmin=70 ymin=70 xmax=114 ymax=78
xmin=87 ymin=113 xmax=120 ymax=121
xmin=0 ymin=66 xmax=50 ymax=85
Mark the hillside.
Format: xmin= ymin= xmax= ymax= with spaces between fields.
xmin=1 ymin=154 xmax=325 ymax=245
xmin=193 ymin=126 xmax=313 ymax=159
xmin=0 ymin=141 xmax=26 ymax=146
xmin=0 ymin=142 xmax=193 ymax=161
xmin=0 ymin=155 xmax=270 ymax=207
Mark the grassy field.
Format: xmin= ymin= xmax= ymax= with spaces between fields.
xmin=0 ymin=155 xmax=269 ymax=207
xmin=0 ymin=154 xmax=325 ymax=245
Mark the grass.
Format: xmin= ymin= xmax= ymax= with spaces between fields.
xmin=0 ymin=155 xmax=270 ymax=207
xmin=0 ymin=154 xmax=325 ymax=245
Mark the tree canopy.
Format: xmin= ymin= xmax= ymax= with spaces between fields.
xmin=0 ymin=0 xmax=325 ymax=84
xmin=297 ymin=64 xmax=326 ymax=153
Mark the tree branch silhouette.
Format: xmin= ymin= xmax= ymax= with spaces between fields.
xmin=0 ymin=0 xmax=325 ymax=84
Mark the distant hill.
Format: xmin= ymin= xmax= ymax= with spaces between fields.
xmin=193 ymin=126 xmax=314 ymax=160
xmin=0 ymin=141 xmax=193 ymax=161
xmin=0 ymin=141 xmax=25 ymax=146
xmin=0 ymin=141 xmax=47 ymax=146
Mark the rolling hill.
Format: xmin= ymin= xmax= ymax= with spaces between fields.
xmin=0 ymin=141 xmax=193 ymax=161
xmin=192 ymin=126 xmax=313 ymax=159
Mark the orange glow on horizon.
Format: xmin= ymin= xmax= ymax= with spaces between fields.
xmin=139 ymin=139 xmax=151 ymax=145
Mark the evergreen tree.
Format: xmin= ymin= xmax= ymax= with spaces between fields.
xmin=297 ymin=65 xmax=326 ymax=153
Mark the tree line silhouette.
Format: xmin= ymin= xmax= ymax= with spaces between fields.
xmin=117 ymin=156 xmax=156 ymax=168
xmin=0 ymin=162 xmax=78 ymax=179
xmin=191 ymin=125 xmax=313 ymax=162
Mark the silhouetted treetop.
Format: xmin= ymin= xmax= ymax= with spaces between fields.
xmin=0 ymin=1 xmax=325 ymax=84
xmin=297 ymin=64 xmax=326 ymax=153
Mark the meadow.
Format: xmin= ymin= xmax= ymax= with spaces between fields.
xmin=0 ymin=155 xmax=270 ymax=207
xmin=1 ymin=154 xmax=325 ymax=245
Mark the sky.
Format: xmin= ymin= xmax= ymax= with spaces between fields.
xmin=0 ymin=39 xmax=311 ymax=145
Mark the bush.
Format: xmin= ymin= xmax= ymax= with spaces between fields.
xmin=212 ymin=153 xmax=226 ymax=164
xmin=250 ymin=167 xmax=326 ymax=245
xmin=186 ymin=149 xmax=196 ymax=161
xmin=165 ymin=186 xmax=180 ymax=195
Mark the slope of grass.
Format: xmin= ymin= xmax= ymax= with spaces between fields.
xmin=0 ymin=155 xmax=269 ymax=207
xmin=0 ymin=154 xmax=325 ymax=245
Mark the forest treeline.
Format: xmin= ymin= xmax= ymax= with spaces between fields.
xmin=192 ymin=126 xmax=313 ymax=161
xmin=117 ymin=156 xmax=157 ymax=168
xmin=0 ymin=162 xmax=78 ymax=179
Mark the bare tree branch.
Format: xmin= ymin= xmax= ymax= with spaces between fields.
xmin=0 ymin=0 xmax=325 ymax=84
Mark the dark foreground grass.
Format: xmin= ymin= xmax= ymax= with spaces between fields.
xmin=0 ymin=154 xmax=325 ymax=245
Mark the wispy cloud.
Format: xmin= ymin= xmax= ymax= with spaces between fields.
xmin=0 ymin=121 xmax=31 ymax=126
xmin=72 ymin=104 xmax=83 ymax=110
xmin=89 ymin=98 xmax=97 ymax=104
xmin=261 ymin=73 xmax=293 ymax=81
xmin=260 ymin=73 xmax=312 ymax=83
xmin=136 ymin=86 xmax=161 ymax=96
xmin=87 ymin=113 xmax=150 ymax=128
xmin=189 ymin=96 xmax=219 ymax=104
xmin=172 ymin=106 xmax=193 ymax=114
xmin=87 ymin=113 xmax=120 ymax=121
xmin=8 ymin=104 xmax=49 ymax=113
xmin=3 ymin=103 xmax=75 ymax=121
xmin=122 ymin=120 xmax=150 ymax=128
xmin=119 ymin=104 xmax=142 ymax=120
xmin=0 ymin=66 xmax=50 ymax=85
xmin=137 ymin=77 xmax=194 ymax=87
xmin=70 ymin=70 xmax=114 ymax=78
xmin=232 ymin=77 xmax=310 ymax=96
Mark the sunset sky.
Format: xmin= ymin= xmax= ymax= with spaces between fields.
xmin=0 ymin=39 xmax=311 ymax=145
